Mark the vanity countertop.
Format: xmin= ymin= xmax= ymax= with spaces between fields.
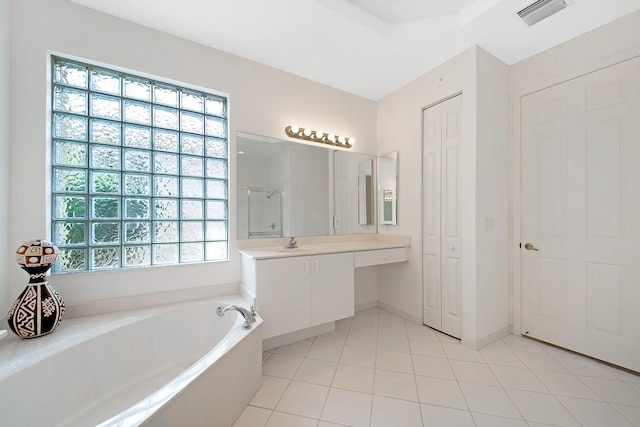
xmin=239 ymin=239 xmax=408 ymax=260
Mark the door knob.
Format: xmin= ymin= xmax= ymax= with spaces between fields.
xmin=524 ymin=243 xmax=539 ymax=251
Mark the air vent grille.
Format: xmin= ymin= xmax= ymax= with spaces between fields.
xmin=518 ymin=0 xmax=567 ymax=26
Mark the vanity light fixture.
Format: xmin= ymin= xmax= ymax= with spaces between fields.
xmin=285 ymin=125 xmax=355 ymax=149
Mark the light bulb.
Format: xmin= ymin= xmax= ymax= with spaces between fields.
xmin=303 ymin=128 xmax=312 ymax=137
xmin=338 ymin=135 xmax=346 ymax=144
xmin=348 ymin=138 xmax=355 ymax=145
xmin=290 ymin=125 xmax=299 ymax=134
xmin=327 ymin=134 xmax=335 ymax=142
xmin=315 ymin=131 xmax=324 ymax=140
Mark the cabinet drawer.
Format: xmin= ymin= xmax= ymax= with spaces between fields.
xmin=354 ymin=248 xmax=407 ymax=268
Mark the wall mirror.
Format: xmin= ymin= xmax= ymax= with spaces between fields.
xmin=379 ymin=151 xmax=398 ymax=225
xmin=237 ymin=132 xmax=376 ymax=239
xmin=358 ymin=159 xmax=374 ymax=225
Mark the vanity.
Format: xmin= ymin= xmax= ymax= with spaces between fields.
xmin=236 ymin=131 xmax=404 ymax=347
xmin=240 ymin=238 xmax=408 ymax=343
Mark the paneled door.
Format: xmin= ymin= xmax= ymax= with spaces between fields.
xmin=521 ymin=57 xmax=640 ymax=372
xmin=423 ymin=94 xmax=463 ymax=339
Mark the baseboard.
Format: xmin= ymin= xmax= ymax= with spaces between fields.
xmin=463 ymin=326 xmax=511 ymax=350
xmin=355 ymin=301 xmax=378 ymax=312
xmin=262 ymin=322 xmax=335 ymax=351
xmin=477 ymin=326 xmax=511 ymax=349
xmin=377 ymin=301 xmax=422 ymax=325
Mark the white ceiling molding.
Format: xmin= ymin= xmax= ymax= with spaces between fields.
xmin=459 ymin=0 xmax=507 ymax=25
xmin=69 ymin=0 xmax=640 ymax=100
xmin=314 ymin=0 xmax=392 ymax=37
xmin=341 ymin=0 xmax=471 ymax=24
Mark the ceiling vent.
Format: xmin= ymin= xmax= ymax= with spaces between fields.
xmin=517 ymin=0 xmax=567 ymax=26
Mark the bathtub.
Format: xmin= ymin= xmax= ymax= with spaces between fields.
xmin=0 ymin=295 xmax=262 ymax=426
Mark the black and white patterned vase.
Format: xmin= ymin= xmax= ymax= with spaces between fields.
xmin=7 ymin=240 xmax=66 ymax=339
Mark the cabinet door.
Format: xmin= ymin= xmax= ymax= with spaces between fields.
xmin=256 ymin=256 xmax=311 ymax=339
xmin=311 ymin=253 xmax=355 ymax=326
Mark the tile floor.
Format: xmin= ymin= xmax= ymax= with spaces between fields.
xmin=233 ymin=307 xmax=640 ymax=427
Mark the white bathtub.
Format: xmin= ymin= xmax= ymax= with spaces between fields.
xmin=0 ymin=295 xmax=262 ymax=426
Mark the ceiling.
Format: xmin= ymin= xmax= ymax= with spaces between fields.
xmin=69 ymin=0 xmax=640 ymax=100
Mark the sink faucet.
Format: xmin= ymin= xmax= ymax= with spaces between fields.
xmin=216 ymin=305 xmax=256 ymax=330
xmin=285 ymin=236 xmax=298 ymax=249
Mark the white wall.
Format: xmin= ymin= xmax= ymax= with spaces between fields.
xmin=5 ymin=0 xmax=376 ymax=312
xmin=355 ymin=266 xmax=378 ymax=311
xmin=475 ymin=48 xmax=510 ymax=344
xmin=509 ymin=10 xmax=640 ymax=335
xmin=376 ymin=46 xmax=510 ymax=347
xmin=0 ymin=0 xmax=10 ymax=315
xmin=376 ymin=47 xmax=478 ymax=326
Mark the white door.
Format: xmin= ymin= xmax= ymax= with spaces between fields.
xmin=521 ymin=56 xmax=640 ymax=372
xmin=310 ymin=253 xmax=354 ymax=326
xmin=423 ymin=94 xmax=463 ymax=338
xmin=256 ymin=256 xmax=311 ymax=339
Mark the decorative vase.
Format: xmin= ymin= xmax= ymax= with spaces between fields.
xmin=7 ymin=240 xmax=66 ymax=338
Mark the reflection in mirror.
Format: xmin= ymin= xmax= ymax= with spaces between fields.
xmin=237 ymin=133 xmax=329 ymax=239
xmin=334 ymin=151 xmax=376 ymax=234
xmin=237 ymin=132 xmax=376 ymax=239
xmin=238 ymin=187 xmax=283 ymax=238
xmin=358 ymin=159 xmax=374 ymax=225
xmin=379 ymin=151 xmax=398 ymax=225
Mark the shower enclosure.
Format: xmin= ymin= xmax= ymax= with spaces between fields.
xmin=237 ymin=187 xmax=283 ymax=239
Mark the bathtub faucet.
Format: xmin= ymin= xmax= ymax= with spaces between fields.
xmin=216 ymin=305 xmax=256 ymax=330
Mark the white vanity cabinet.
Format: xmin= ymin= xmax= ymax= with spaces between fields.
xmin=242 ymin=252 xmax=355 ymax=339
xmin=310 ymin=253 xmax=355 ymax=326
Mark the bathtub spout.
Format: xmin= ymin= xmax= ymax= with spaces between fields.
xmin=216 ymin=305 xmax=256 ymax=330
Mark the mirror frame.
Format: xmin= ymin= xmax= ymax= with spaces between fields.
xmin=379 ymin=151 xmax=398 ymax=225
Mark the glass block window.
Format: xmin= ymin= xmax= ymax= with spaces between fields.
xmin=51 ymin=56 xmax=228 ymax=272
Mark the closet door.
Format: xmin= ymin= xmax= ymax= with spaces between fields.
xmin=423 ymin=103 xmax=443 ymax=331
xmin=422 ymin=95 xmax=463 ymax=338
xmin=441 ymin=96 xmax=463 ymax=338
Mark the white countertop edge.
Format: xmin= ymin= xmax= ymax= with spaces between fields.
xmin=239 ymin=237 xmax=410 ymax=260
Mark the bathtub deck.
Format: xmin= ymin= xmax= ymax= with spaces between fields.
xmin=63 ymin=363 xmax=188 ymax=426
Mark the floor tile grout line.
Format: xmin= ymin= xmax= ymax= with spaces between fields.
xmin=551 ymin=388 xmax=595 ymax=427
xmin=443 ymin=347 xmax=474 ymax=415
xmin=486 ymin=357 xmax=555 ymax=396
xmin=575 ymin=373 xmax=640 ymax=407
xmin=402 ymin=316 xmax=428 ymax=427
xmin=253 ymin=308 xmax=640 ymax=427
xmin=503 ymin=384 xmax=583 ymax=426
xmin=269 ymin=338 xmax=314 ymax=418
xmin=609 ymin=401 xmax=640 ymax=426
